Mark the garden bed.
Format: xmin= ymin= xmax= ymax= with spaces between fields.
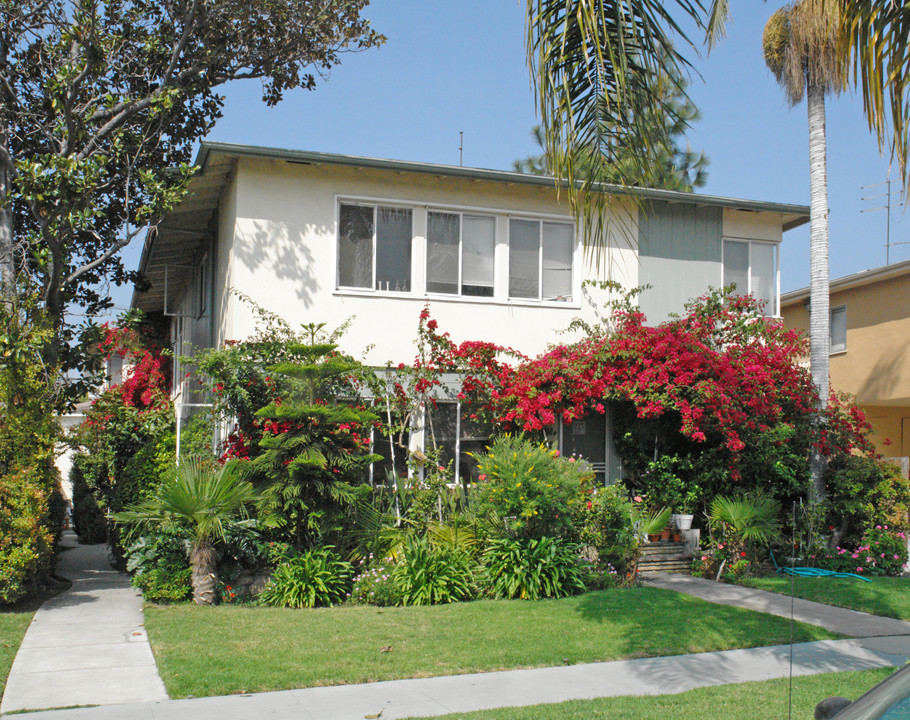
xmin=145 ymin=587 xmax=837 ymax=698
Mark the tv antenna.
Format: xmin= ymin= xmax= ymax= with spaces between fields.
xmin=861 ymin=179 xmax=906 ymax=265
xmin=459 ymin=131 xmax=463 ymax=167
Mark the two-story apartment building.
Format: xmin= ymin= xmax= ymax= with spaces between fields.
xmin=133 ymin=142 xmax=809 ymax=480
xmin=781 ymin=260 xmax=910 ymax=459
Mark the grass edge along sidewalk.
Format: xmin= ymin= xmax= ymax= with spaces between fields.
xmin=740 ymin=576 xmax=910 ymax=621
xmin=0 ymin=607 xmax=34 ymax=699
xmin=399 ymin=666 xmax=896 ymax=720
xmin=145 ymin=587 xmax=838 ymax=698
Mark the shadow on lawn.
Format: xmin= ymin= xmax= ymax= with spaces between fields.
xmin=572 ymin=586 xmax=831 ymax=658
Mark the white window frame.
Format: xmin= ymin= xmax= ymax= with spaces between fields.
xmin=334 ymin=195 xmax=578 ymax=306
xmin=336 ymin=201 xmax=415 ymax=293
xmin=507 ymin=217 xmax=576 ymax=303
xmin=722 ymin=237 xmax=780 ymax=316
xmin=425 ymin=210 xmax=496 ymax=298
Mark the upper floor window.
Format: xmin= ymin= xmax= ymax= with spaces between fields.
xmin=831 ymin=305 xmax=847 ymax=353
xmin=338 ymin=203 xmax=413 ymax=292
xmin=509 ymin=219 xmax=574 ymax=302
xmin=723 ymin=239 xmax=777 ymax=314
xmin=426 ymin=211 xmax=495 ymax=297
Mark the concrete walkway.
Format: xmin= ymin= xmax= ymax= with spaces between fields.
xmin=641 ymin=573 xmax=910 ymax=637
xmin=5 ymin=555 xmax=910 ymax=719
xmin=0 ymin=532 xmax=168 ymax=715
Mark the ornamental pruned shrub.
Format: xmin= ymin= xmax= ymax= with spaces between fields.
xmin=0 ymin=305 xmax=64 ymax=604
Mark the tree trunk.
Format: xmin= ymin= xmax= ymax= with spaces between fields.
xmin=0 ymin=151 xmax=12 ymax=300
xmin=190 ymin=539 xmax=217 ymax=605
xmin=807 ymin=81 xmax=830 ymax=505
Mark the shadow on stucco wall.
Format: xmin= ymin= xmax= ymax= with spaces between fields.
xmin=856 ymin=338 xmax=910 ymax=405
xmin=233 ymin=219 xmax=323 ymax=307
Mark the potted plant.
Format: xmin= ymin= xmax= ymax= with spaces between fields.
xmin=671 ymin=488 xmax=700 ymax=531
xmin=637 ymin=506 xmax=671 ymax=543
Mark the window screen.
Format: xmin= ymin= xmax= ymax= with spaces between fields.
xmin=462 ymin=215 xmax=495 ymax=297
xmin=338 ymin=204 xmax=374 ymax=288
xmin=831 ymin=306 xmax=847 ymax=353
xmin=723 ymin=240 xmax=749 ymax=297
xmin=509 ymin=219 xmax=540 ymax=299
xmin=427 ymin=212 xmax=460 ymax=294
xmin=542 ymin=222 xmax=573 ymax=301
xmin=376 ymin=207 xmax=412 ymax=292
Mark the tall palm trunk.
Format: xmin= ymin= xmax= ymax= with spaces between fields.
xmin=190 ymin=539 xmax=217 ymax=605
xmin=807 ymin=81 xmax=829 ymax=505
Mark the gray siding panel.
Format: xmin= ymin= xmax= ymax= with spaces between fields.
xmin=638 ymin=201 xmax=723 ymax=322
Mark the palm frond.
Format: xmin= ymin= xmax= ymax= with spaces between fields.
xmin=114 ymin=457 xmax=257 ymax=546
xmin=841 ymin=1 xmax=910 ymax=189
xmin=526 ymin=0 xmax=703 ymax=262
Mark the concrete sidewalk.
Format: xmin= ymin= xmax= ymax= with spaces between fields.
xmin=6 ymin=552 xmax=910 ymax=720
xmin=8 ymin=636 xmax=910 ymax=720
xmin=0 ymin=532 xmax=168 ymax=715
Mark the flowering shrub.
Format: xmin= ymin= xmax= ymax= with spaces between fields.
xmin=579 ymin=560 xmax=623 ymax=590
xmin=574 ymin=481 xmax=638 ymax=576
xmin=690 ymin=543 xmax=752 ymax=581
xmin=809 ymin=525 xmax=908 ymax=577
xmin=471 ymin=435 xmax=592 ymax=540
xmin=350 ymin=559 xmax=401 ymax=606
xmin=72 ymin=318 xmax=174 ymax=564
xmin=492 ymin=289 xmax=873 ymax=511
xmin=823 ymin=454 xmax=910 ymax=548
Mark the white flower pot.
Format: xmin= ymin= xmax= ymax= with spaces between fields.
xmin=672 ymin=513 xmax=694 ymax=531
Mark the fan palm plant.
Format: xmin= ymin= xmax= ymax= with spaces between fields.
xmin=114 ymin=457 xmax=257 ymax=605
xmin=710 ymin=494 xmax=782 ymax=560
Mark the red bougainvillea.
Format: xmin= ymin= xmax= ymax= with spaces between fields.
xmin=492 ymin=291 xmax=870 ymax=468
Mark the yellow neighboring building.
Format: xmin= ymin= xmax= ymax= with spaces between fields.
xmin=780 ymin=259 xmax=910 ymax=458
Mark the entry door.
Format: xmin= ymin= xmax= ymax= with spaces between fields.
xmin=561 ymin=414 xmax=607 ymax=484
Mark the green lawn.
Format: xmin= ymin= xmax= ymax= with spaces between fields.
xmin=0 ymin=608 xmax=35 ymax=698
xmin=739 ymin=575 xmax=910 ymax=620
xmin=145 ymin=587 xmax=838 ymax=698
xmin=401 ymin=666 xmax=896 ymax=720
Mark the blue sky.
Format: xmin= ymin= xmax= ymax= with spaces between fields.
xmin=115 ymin=1 xmax=907 ymax=311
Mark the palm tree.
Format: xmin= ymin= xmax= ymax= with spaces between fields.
xmin=114 ymin=457 xmax=257 ymax=605
xmin=763 ymin=0 xmax=846 ymax=504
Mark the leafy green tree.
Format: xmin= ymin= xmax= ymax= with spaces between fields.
xmin=0 ymin=296 xmax=65 ymax=603
xmin=252 ymin=324 xmax=381 ymax=551
xmin=115 ymin=457 xmax=256 ymax=605
xmin=0 ymin=0 xmax=383 ymax=399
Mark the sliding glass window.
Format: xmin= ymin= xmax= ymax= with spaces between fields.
xmin=427 ymin=211 xmax=495 ymax=297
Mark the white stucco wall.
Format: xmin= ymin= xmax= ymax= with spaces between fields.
xmin=216 ymin=158 xmax=639 ymax=365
